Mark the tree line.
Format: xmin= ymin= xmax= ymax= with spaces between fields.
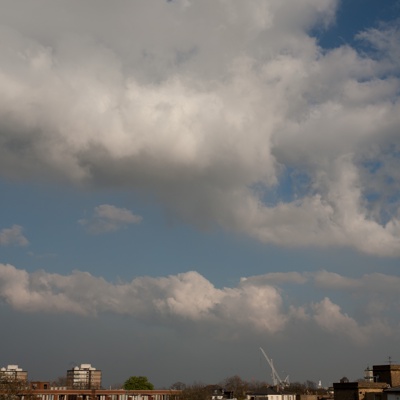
xmin=0 ymin=373 xmax=328 ymax=400
xmin=169 ymin=375 xmax=329 ymax=400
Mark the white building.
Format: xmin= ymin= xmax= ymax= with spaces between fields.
xmin=66 ymin=364 xmax=101 ymax=389
xmin=0 ymin=365 xmax=28 ymax=381
xmin=247 ymin=388 xmax=295 ymax=400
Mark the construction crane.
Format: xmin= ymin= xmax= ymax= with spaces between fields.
xmin=259 ymin=347 xmax=289 ymax=389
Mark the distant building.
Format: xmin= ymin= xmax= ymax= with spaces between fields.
xmin=3 ymin=388 xmax=181 ymax=400
xmin=0 ymin=365 xmax=28 ymax=381
xmin=296 ymin=395 xmax=319 ymax=400
xmin=247 ymin=387 xmax=296 ymax=400
xmin=333 ymin=364 xmax=400 ymax=400
xmin=211 ymin=387 xmax=235 ymax=399
xmin=66 ymin=364 xmax=101 ymax=389
xmin=31 ymin=381 xmax=50 ymax=390
xmin=373 ymin=365 xmax=400 ymax=387
xmin=333 ymin=380 xmax=387 ymax=400
xmin=384 ymin=386 xmax=400 ymax=400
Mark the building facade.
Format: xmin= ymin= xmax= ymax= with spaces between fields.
xmin=384 ymin=387 xmax=400 ymax=400
xmin=0 ymin=365 xmax=28 ymax=381
xmin=373 ymin=365 xmax=400 ymax=388
xmin=247 ymin=387 xmax=296 ymax=400
xmin=333 ymin=381 xmax=388 ymax=400
xmin=333 ymin=364 xmax=400 ymax=400
xmin=0 ymin=387 xmax=181 ymax=400
xmin=67 ymin=364 xmax=102 ymax=389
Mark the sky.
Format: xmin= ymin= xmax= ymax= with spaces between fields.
xmin=0 ymin=0 xmax=400 ymax=390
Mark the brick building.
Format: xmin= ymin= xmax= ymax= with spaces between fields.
xmin=333 ymin=380 xmax=388 ymax=400
xmin=333 ymin=364 xmax=400 ymax=400
xmin=373 ymin=366 xmax=400 ymax=388
xmin=1 ymin=387 xmax=181 ymax=400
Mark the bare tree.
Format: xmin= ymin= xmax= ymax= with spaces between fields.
xmin=170 ymin=382 xmax=187 ymax=391
xmin=0 ymin=377 xmax=36 ymax=400
xmin=219 ymin=375 xmax=249 ymax=400
xmin=109 ymin=382 xmax=123 ymax=389
xmin=286 ymin=382 xmax=307 ymax=394
xmin=305 ymin=380 xmax=317 ymax=391
xmin=247 ymin=380 xmax=270 ymax=393
xmin=51 ymin=376 xmax=67 ymax=388
xmin=181 ymin=382 xmax=210 ymax=400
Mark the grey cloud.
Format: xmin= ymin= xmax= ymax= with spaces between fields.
xmin=79 ymin=204 xmax=142 ymax=234
xmin=312 ymin=298 xmax=370 ymax=344
xmin=312 ymin=270 xmax=362 ymax=290
xmin=0 ymin=1 xmax=399 ymax=256
xmin=241 ymin=272 xmax=308 ymax=285
xmin=0 ymin=225 xmax=29 ymax=246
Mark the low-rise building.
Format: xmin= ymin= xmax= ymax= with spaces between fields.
xmin=333 ymin=364 xmax=400 ymax=400
xmin=373 ymin=366 xmax=400 ymax=388
xmin=384 ymin=386 xmax=400 ymax=400
xmin=30 ymin=388 xmax=181 ymax=400
xmin=247 ymin=387 xmax=296 ymax=400
xmin=333 ymin=380 xmax=388 ymax=400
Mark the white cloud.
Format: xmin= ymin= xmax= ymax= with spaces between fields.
xmin=0 ymin=1 xmax=399 ymax=255
xmin=356 ymin=23 xmax=400 ymax=71
xmin=0 ymin=225 xmax=29 ymax=246
xmin=0 ymin=264 xmax=287 ymax=334
xmin=0 ymin=264 xmax=82 ymax=313
xmin=79 ymin=204 xmax=142 ymax=234
xmin=0 ymin=265 xmax=398 ymax=342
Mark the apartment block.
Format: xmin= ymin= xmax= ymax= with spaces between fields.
xmin=0 ymin=365 xmax=28 ymax=381
xmin=67 ymin=364 xmax=101 ymax=389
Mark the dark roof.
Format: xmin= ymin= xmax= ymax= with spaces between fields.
xmin=384 ymin=386 xmax=400 ymax=392
xmin=249 ymin=388 xmax=279 ymax=396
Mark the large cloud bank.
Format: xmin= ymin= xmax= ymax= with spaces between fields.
xmin=1 ymin=0 xmax=400 ymax=255
xmin=0 ymin=264 xmax=397 ymax=344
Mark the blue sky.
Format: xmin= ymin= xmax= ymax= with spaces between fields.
xmin=0 ymin=0 xmax=400 ymax=390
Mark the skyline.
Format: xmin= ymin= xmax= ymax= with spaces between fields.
xmin=0 ymin=354 xmax=398 ymax=389
xmin=1 ymin=0 xmax=400 ymax=389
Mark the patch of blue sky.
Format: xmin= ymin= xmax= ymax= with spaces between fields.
xmin=359 ymin=154 xmax=400 ymax=225
xmin=362 ymin=159 xmax=383 ymax=174
xmin=4 ymin=178 xmax=397 ymax=291
xmin=1 ymin=179 xmax=318 ymax=287
xmin=312 ymin=0 xmax=400 ymax=50
xmin=253 ymin=166 xmax=313 ymax=207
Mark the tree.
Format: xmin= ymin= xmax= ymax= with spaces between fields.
xmin=123 ymin=376 xmax=154 ymax=390
xmin=0 ymin=377 xmax=35 ymax=400
xmin=219 ymin=375 xmax=249 ymax=400
xmin=286 ymin=381 xmax=307 ymax=394
xmin=170 ymin=382 xmax=187 ymax=390
xmin=305 ymin=380 xmax=317 ymax=391
xmin=51 ymin=376 xmax=68 ymax=388
xmin=180 ymin=382 xmax=209 ymax=400
xmin=247 ymin=380 xmax=269 ymax=393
